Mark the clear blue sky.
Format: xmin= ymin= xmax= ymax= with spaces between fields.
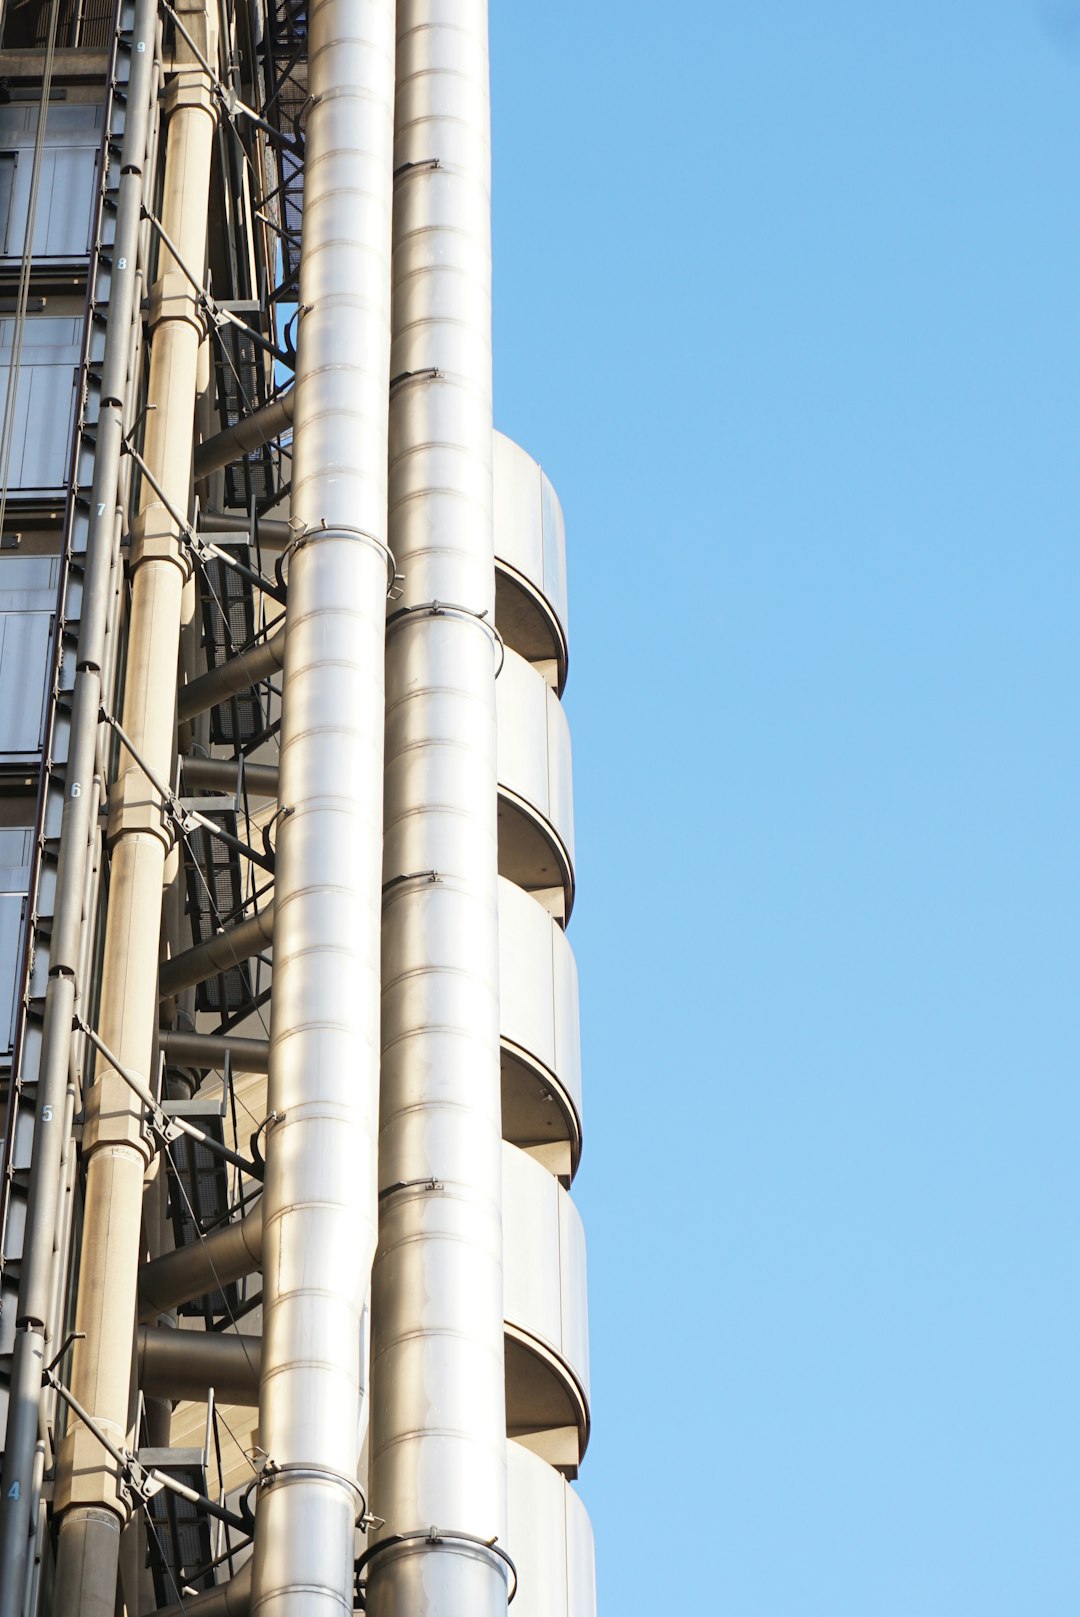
xmin=490 ymin=3 xmax=1080 ymax=1611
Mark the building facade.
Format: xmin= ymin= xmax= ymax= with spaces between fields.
xmin=0 ymin=0 xmax=595 ymax=1611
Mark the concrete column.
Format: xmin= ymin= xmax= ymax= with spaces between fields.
xmin=51 ymin=44 xmax=217 ymax=1613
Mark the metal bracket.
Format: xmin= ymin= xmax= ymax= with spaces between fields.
xmin=248 ymin=1108 xmax=285 ymax=1174
xmin=257 ymin=1457 xmax=370 ymax=1524
xmin=385 ymin=600 xmax=506 ymax=676
xmin=393 ymin=157 xmax=442 ymax=180
xmin=142 ymin=204 xmax=293 ymax=367
xmin=355 ymin=1528 xmax=518 ymax=1603
xmin=46 ymin=1366 xmax=250 ymax=1531
xmin=389 ymin=366 xmax=443 ymax=391
xmin=120 ymin=433 xmax=286 ymax=603
xmin=158 ymin=0 xmax=303 ymax=157
xmin=378 ymin=1177 xmax=444 ymax=1202
xmin=99 ymin=705 xmax=275 ymax=874
xmin=381 ymin=869 xmax=441 ymax=896
xmin=274 ymin=518 xmax=397 ymax=596
xmin=43 ymin=1368 xmax=164 ymax=1510
xmin=76 ymin=1016 xmax=261 ymax=1180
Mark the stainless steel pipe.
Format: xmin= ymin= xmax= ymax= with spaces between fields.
xmin=180 ymin=755 xmax=280 ymax=797
xmin=247 ymin=0 xmax=395 ymax=1611
xmin=159 ymin=905 xmax=274 ymax=998
xmin=179 ymin=629 xmax=284 ymax=722
xmin=194 ymin=388 xmax=294 ymax=478
xmin=200 ymin=511 xmax=292 ymax=543
xmin=159 ymin=1029 xmax=270 ymax=1072
xmin=138 ymin=1205 xmax=263 ymax=1320
xmin=137 ymin=1326 xmax=261 ymax=1403
xmin=368 ymin=2 xmax=509 ymax=1613
xmin=156 ymin=1561 xmax=252 ymax=1617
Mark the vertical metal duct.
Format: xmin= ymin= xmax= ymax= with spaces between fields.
xmin=247 ymin=0 xmax=395 ymax=1610
xmin=0 ymin=3 xmax=158 ymax=1604
xmin=367 ymin=1 xmax=509 ymax=1613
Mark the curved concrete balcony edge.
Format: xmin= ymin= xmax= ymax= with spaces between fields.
xmin=506 ymin=1440 xmax=597 ymax=1617
xmin=498 ymin=875 xmax=583 ymax=1180
xmin=494 ymin=430 xmax=569 ymax=695
xmin=497 ymin=647 xmax=575 ymax=923
xmin=503 ymin=1141 xmax=590 ymax=1474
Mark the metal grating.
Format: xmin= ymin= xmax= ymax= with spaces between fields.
xmin=214 ymin=323 xmax=276 ymax=511
xmin=140 ymin=1449 xmax=216 ymax=1605
xmin=165 ymin=1119 xmax=239 ymax=1323
xmin=183 ymin=816 xmax=253 ymax=1015
xmin=264 ymin=0 xmax=308 ymax=285
xmin=199 ymin=557 xmax=264 ymax=748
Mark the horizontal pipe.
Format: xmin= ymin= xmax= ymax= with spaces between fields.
xmin=137 ymin=1326 xmax=261 ymax=1404
xmin=155 ymin=1560 xmax=251 ymax=1617
xmin=138 ymin=1206 xmax=263 ymax=1321
xmin=159 ymin=906 xmax=273 ymax=998
xmin=194 ymin=390 xmax=294 ymax=479
xmin=180 ymin=756 xmax=279 ymax=797
xmin=179 ymin=631 xmax=284 ymax=723
xmin=160 ymin=1030 xmax=270 ymax=1074
xmin=199 ymin=511 xmax=292 ymax=543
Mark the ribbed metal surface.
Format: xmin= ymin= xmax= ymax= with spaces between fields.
xmin=248 ymin=0 xmax=395 ymax=1609
xmin=370 ymin=1 xmax=509 ymax=1612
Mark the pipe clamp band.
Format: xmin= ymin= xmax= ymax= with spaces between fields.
xmin=275 ymin=521 xmax=396 ymax=593
xmin=258 ymin=1460 xmax=367 ymax=1520
xmin=356 ymin=1529 xmax=518 ymax=1602
xmin=386 ymin=600 xmax=506 ymax=676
